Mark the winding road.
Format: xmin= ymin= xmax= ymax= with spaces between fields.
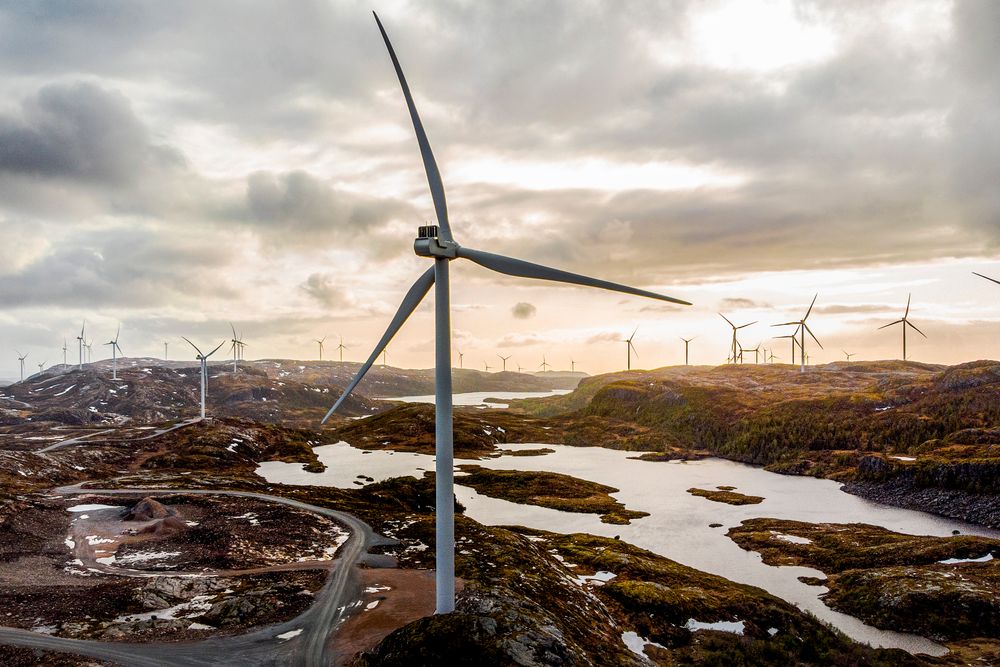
xmin=0 ymin=484 xmax=397 ymax=666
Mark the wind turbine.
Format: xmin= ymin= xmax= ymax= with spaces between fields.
xmin=767 ymin=350 xmax=779 ymax=363
xmin=164 ymin=341 xmax=169 ymax=360
xmin=320 ymin=12 xmax=690 ymax=616
xmin=570 ymin=358 xmax=577 ymax=372
xmin=62 ymin=339 xmax=67 ymax=366
xmin=497 ymin=354 xmax=511 ymax=372
xmin=516 ymin=362 xmax=524 ymax=373
xmin=103 ymin=325 xmax=124 ymax=380
xmin=624 ymin=328 xmax=639 ymax=370
xmin=539 ymin=357 xmax=552 ymax=372
xmin=315 ymin=336 xmax=326 ymax=361
xmin=973 ymin=271 xmax=1000 ymax=286
xmin=772 ymin=294 xmax=822 ymax=373
xmin=181 ymin=337 xmax=225 ymax=419
xmin=229 ymin=325 xmax=247 ymax=371
xmin=381 ymin=348 xmax=388 ymax=368
xmin=843 ymin=350 xmax=855 ymax=361
xmin=37 ymin=360 xmax=45 ymax=374
xmin=15 ymin=351 xmax=27 ymax=382
xmin=483 ymin=360 xmax=492 ymax=372
xmin=76 ymin=321 xmax=86 ymax=369
xmin=774 ymin=328 xmax=801 ymax=365
xmin=878 ymin=293 xmax=926 ymax=361
xmin=720 ymin=314 xmax=756 ymax=365
xmin=456 ymin=349 xmax=464 ymax=369
xmin=336 ymin=335 xmax=348 ymax=362
xmin=681 ymin=337 xmax=695 ymax=365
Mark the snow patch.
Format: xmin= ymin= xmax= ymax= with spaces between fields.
xmin=685 ymin=619 xmax=745 ymax=635
xmin=621 ymin=631 xmax=666 ymax=658
xmin=939 ymin=553 xmax=994 ymax=565
xmin=277 ymin=628 xmax=303 ymax=641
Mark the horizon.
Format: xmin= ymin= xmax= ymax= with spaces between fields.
xmin=1 ymin=1 xmax=999 ymax=377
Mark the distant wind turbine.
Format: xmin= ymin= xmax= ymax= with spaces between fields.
xmin=483 ymin=360 xmax=492 ymax=372
xmin=456 ymin=349 xmax=463 ymax=369
xmin=681 ymin=337 xmax=695 ymax=365
xmin=570 ymin=358 xmax=577 ymax=372
xmin=37 ymin=360 xmax=45 ymax=374
xmin=182 ymin=337 xmax=225 ymax=419
xmin=103 ymin=325 xmax=124 ymax=380
xmin=843 ymin=350 xmax=855 ymax=361
xmin=497 ymin=354 xmax=511 ymax=371
xmin=768 ymin=350 xmax=779 ymax=363
xmin=539 ymin=356 xmax=551 ymax=372
xmin=625 ymin=327 xmax=639 ymax=370
xmin=772 ymin=294 xmax=822 ymax=373
xmin=16 ymin=351 xmax=27 ymax=382
xmin=516 ymin=362 xmax=524 ymax=373
xmin=320 ymin=12 xmax=690 ymax=616
xmin=878 ymin=293 xmax=926 ymax=361
xmin=774 ymin=329 xmax=801 ymax=365
xmin=315 ymin=336 xmax=326 ymax=361
xmin=76 ymin=321 xmax=86 ymax=369
xmin=229 ymin=324 xmax=247 ymax=371
xmin=336 ymin=335 xmax=348 ymax=362
xmin=720 ymin=314 xmax=756 ymax=365
xmin=164 ymin=341 xmax=169 ymax=361
xmin=62 ymin=339 xmax=67 ymax=366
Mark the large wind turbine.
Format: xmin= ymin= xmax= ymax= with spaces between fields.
xmin=315 ymin=336 xmax=326 ymax=361
xmin=76 ymin=321 xmax=86 ymax=369
xmin=681 ymin=337 xmax=695 ymax=365
xmin=497 ymin=354 xmax=511 ymax=372
xmin=182 ymin=337 xmax=225 ymax=419
xmin=624 ymin=328 xmax=639 ymax=370
xmin=15 ymin=351 xmax=27 ymax=382
xmin=878 ymin=293 xmax=926 ymax=361
xmin=772 ymin=294 xmax=821 ymax=373
xmin=720 ymin=314 xmax=756 ymax=365
xmin=103 ymin=325 xmax=124 ymax=380
xmin=320 ymin=13 xmax=690 ymax=615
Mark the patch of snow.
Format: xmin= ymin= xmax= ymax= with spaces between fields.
xmin=365 ymin=600 xmax=380 ymax=611
xmin=231 ymin=512 xmax=260 ymax=526
xmin=939 ymin=553 xmax=994 ymax=565
xmin=52 ymin=384 xmax=76 ymax=397
xmin=621 ymin=631 xmax=666 ymax=658
xmin=684 ymin=619 xmax=745 ymax=635
xmin=64 ymin=537 xmax=75 ymax=549
xmin=772 ymin=532 xmax=812 ymax=545
xmin=86 ymin=535 xmax=115 ymax=545
xmin=768 ymin=627 xmax=779 ymax=636
xmin=116 ymin=550 xmax=182 ymax=564
xmin=188 ymin=622 xmax=213 ymax=631
xmin=576 ymin=571 xmax=617 ymax=586
xmin=891 ymin=455 xmax=917 ymax=461
xmin=95 ymin=555 xmax=116 ymax=565
xmin=277 ymin=628 xmax=303 ymax=641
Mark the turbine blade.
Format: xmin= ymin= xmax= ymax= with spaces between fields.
xmin=719 ymin=313 xmax=735 ymax=328
xmin=373 ymin=12 xmax=453 ymax=244
xmin=736 ymin=321 xmax=758 ymax=329
xmin=904 ymin=293 xmax=911 ymax=319
xmin=629 ymin=341 xmax=638 ymax=357
xmin=456 ymin=247 xmax=691 ymax=305
xmin=205 ymin=341 xmax=227 ymax=358
xmin=804 ymin=323 xmax=823 ymax=349
xmin=630 ymin=326 xmax=639 ymax=340
xmin=771 ymin=321 xmax=800 ymax=327
xmin=804 ymin=293 xmax=818 ymax=320
xmin=907 ymin=320 xmax=928 ymax=338
xmin=181 ymin=336 xmax=204 ymax=357
xmin=322 ymin=266 xmax=435 ymax=423
xmin=877 ymin=320 xmax=903 ymax=330
xmin=973 ymin=271 xmax=1000 ymax=286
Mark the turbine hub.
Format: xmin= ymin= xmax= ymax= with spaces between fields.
xmin=414 ymin=225 xmax=458 ymax=258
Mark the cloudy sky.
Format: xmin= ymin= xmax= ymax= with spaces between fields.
xmin=1 ymin=0 xmax=998 ymax=380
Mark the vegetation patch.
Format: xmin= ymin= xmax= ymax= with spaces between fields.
xmin=455 ymin=464 xmax=649 ymax=524
xmin=687 ymin=487 xmax=764 ymax=505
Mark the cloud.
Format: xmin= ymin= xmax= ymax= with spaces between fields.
xmin=497 ymin=333 xmax=545 ymax=348
xmin=586 ymin=331 xmax=623 ymax=344
xmin=299 ymin=273 xmax=354 ymax=309
xmin=718 ymin=297 xmax=771 ymax=310
xmin=511 ymin=302 xmax=537 ymax=319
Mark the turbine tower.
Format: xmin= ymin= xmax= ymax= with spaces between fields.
xmin=456 ymin=349 xmax=463 ymax=369
xmin=15 ymin=351 xmax=27 ymax=382
xmin=772 ymin=294 xmax=822 ymax=373
xmin=878 ymin=293 xmax=926 ymax=361
xmin=164 ymin=341 xmax=169 ymax=361
xmin=720 ymin=314 xmax=756 ymax=365
xmin=181 ymin=337 xmax=225 ymax=419
xmin=625 ymin=327 xmax=639 ymax=370
xmin=76 ymin=321 xmax=86 ymax=369
xmin=681 ymin=337 xmax=695 ymax=365
xmin=315 ymin=336 xmax=326 ymax=361
xmin=321 ymin=13 xmax=690 ymax=615
xmin=62 ymin=339 xmax=67 ymax=366
xmin=103 ymin=325 xmax=124 ymax=380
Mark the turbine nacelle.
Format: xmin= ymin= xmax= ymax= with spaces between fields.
xmin=414 ymin=225 xmax=458 ymax=258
